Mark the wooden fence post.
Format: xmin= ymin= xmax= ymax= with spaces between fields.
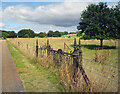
xmin=78 ymin=38 xmax=90 ymax=86
xmin=36 ymin=39 xmax=38 ymax=57
xmin=18 ymin=42 xmax=20 ymax=46
xmin=58 ymin=49 xmax=63 ymax=64
xmin=27 ymin=44 xmax=28 ymax=49
xmin=78 ymin=38 xmax=82 ymax=67
xmin=47 ymin=39 xmax=51 ymax=56
xmin=73 ymin=38 xmax=79 ymax=82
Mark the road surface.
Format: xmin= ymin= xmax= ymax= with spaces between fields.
xmin=1 ymin=40 xmax=25 ymax=92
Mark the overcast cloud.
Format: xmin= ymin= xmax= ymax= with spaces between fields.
xmin=2 ymin=2 xmax=89 ymax=27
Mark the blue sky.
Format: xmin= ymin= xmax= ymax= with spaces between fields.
xmin=2 ymin=2 xmax=59 ymax=10
xmin=0 ymin=0 xmax=119 ymax=33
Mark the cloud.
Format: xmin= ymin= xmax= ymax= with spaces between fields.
xmin=0 ymin=23 xmax=5 ymax=28
xmin=2 ymin=0 xmax=119 ymax=2
xmin=2 ymin=1 xmax=117 ymax=32
xmin=2 ymin=2 xmax=89 ymax=27
xmin=5 ymin=23 xmax=77 ymax=33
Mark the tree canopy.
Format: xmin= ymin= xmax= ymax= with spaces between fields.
xmin=18 ymin=29 xmax=35 ymax=38
xmin=1 ymin=30 xmax=17 ymax=39
xmin=53 ymin=31 xmax=61 ymax=37
xmin=38 ymin=32 xmax=46 ymax=38
xmin=77 ymin=2 xmax=119 ymax=47
xmin=111 ymin=1 xmax=120 ymax=39
xmin=47 ymin=30 xmax=61 ymax=37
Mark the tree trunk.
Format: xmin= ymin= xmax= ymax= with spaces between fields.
xmin=100 ymin=39 xmax=103 ymax=49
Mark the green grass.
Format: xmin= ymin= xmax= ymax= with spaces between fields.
xmin=6 ymin=40 xmax=63 ymax=92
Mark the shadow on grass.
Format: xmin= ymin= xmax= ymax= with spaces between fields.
xmin=70 ymin=44 xmax=117 ymax=50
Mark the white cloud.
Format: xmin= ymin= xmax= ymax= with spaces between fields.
xmin=2 ymin=2 xmax=89 ymax=27
xmin=2 ymin=1 xmax=118 ymax=32
xmin=2 ymin=0 xmax=119 ymax=2
xmin=6 ymin=23 xmax=77 ymax=33
xmin=0 ymin=23 xmax=5 ymax=28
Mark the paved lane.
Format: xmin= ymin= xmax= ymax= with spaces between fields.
xmin=2 ymin=40 xmax=25 ymax=92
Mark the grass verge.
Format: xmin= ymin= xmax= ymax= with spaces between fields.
xmin=6 ymin=40 xmax=63 ymax=92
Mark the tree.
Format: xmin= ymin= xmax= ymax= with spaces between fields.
xmin=60 ymin=31 xmax=68 ymax=35
xmin=35 ymin=33 xmax=39 ymax=37
xmin=111 ymin=1 xmax=120 ymax=39
xmin=1 ymin=30 xmax=17 ymax=38
xmin=2 ymin=31 xmax=9 ymax=39
xmin=47 ymin=30 xmax=54 ymax=37
xmin=77 ymin=31 xmax=82 ymax=37
xmin=18 ymin=29 xmax=35 ymax=38
xmin=38 ymin=32 xmax=46 ymax=38
xmin=64 ymin=31 xmax=68 ymax=35
xmin=77 ymin=2 xmax=117 ymax=48
xmin=7 ymin=31 xmax=17 ymax=38
xmin=53 ymin=31 xmax=61 ymax=37
xmin=69 ymin=32 xmax=76 ymax=34
xmin=25 ymin=34 xmax=29 ymax=38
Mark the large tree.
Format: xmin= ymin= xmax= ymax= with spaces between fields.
xmin=77 ymin=2 xmax=118 ymax=48
xmin=18 ymin=29 xmax=35 ymax=38
xmin=111 ymin=1 xmax=120 ymax=39
xmin=47 ymin=30 xmax=54 ymax=37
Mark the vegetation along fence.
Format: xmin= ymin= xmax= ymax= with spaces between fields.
xmin=36 ymin=38 xmax=90 ymax=86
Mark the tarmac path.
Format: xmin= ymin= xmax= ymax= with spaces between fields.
xmin=2 ymin=40 xmax=25 ymax=92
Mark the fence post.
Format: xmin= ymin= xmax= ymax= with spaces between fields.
xmin=78 ymin=38 xmax=82 ymax=67
xmin=72 ymin=38 xmax=79 ymax=82
xmin=58 ymin=49 xmax=63 ymax=64
xmin=47 ymin=39 xmax=51 ymax=56
xmin=27 ymin=44 xmax=28 ymax=49
xmin=78 ymin=38 xmax=90 ymax=86
xmin=36 ymin=39 xmax=38 ymax=57
xmin=18 ymin=42 xmax=20 ymax=46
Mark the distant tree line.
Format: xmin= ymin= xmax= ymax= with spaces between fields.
xmin=36 ymin=30 xmax=69 ymax=38
xmin=1 ymin=30 xmax=17 ymax=38
xmin=1 ymin=29 xmax=76 ymax=39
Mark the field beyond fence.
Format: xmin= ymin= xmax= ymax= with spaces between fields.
xmin=7 ymin=37 xmax=118 ymax=92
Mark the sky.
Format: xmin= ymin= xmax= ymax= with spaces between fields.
xmin=0 ymin=0 xmax=119 ymax=33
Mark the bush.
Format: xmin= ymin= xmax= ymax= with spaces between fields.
xmin=68 ymin=36 xmax=71 ymax=38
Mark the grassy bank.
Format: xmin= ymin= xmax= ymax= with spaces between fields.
xmin=6 ymin=40 xmax=63 ymax=92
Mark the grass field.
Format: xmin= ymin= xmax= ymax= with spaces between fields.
xmin=62 ymin=34 xmax=77 ymax=38
xmin=7 ymin=37 xmax=119 ymax=92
